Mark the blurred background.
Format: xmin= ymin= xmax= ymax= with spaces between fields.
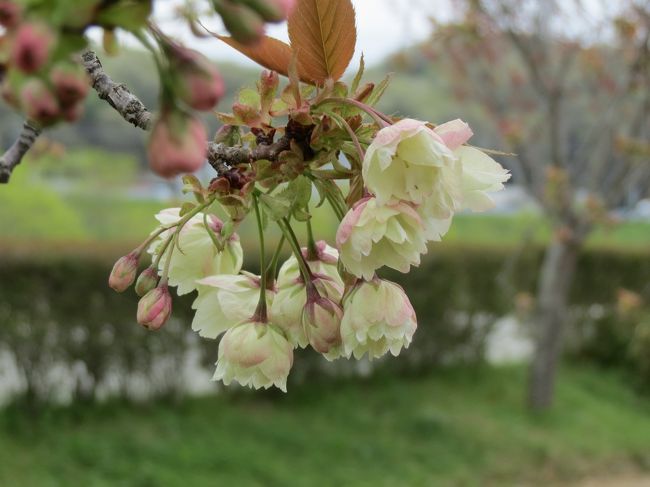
xmin=1 ymin=0 xmax=650 ymax=485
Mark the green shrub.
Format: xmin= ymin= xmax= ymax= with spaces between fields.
xmin=2 ymin=245 xmax=650 ymax=406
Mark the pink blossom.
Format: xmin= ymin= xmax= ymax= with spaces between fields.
xmin=147 ymin=111 xmax=207 ymax=178
xmin=10 ymin=22 xmax=55 ymax=74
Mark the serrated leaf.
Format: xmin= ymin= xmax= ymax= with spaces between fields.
xmin=288 ymin=0 xmax=357 ymax=84
xmin=217 ymin=35 xmax=293 ymax=77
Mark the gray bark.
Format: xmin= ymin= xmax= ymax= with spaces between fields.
xmin=527 ymin=237 xmax=579 ymax=411
xmin=81 ymin=50 xmax=153 ymax=131
xmin=0 ymin=121 xmax=41 ymax=183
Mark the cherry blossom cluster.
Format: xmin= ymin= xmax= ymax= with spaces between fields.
xmin=110 ymin=104 xmax=509 ymax=392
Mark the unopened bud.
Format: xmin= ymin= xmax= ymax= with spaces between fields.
xmin=239 ymin=0 xmax=296 ymax=22
xmin=212 ymin=1 xmax=265 ymax=45
xmin=108 ymin=251 xmax=139 ymax=292
xmin=135 ymin=267 xmax=159 ymax=297
xmin=61 ymin=102 xmax=84 ymax=123
xmin=147 ymin=110 xmax=208 ymax=178
xmin=50 ymin=62 xmax=90 ymax=107
xmin=137 ymin=285 xmax=172 ymax=331
xmin=302 ymin=293 xmax=343 ymax=357
xmin=173 ymin=47 xmax=225 ymax=111
xmin=0 ymin=1 xmax=21 ymax=29
xmin=10 ymin=22 xmax=55 ymax=74
xmin=19 ymin=78 xmax=60 ymax=126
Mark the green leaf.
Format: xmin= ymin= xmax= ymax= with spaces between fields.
xmin=366 ymin=73 xmax=393 ymax=107
xmin=221 ymin=220 xmax=235 ymax=240
xmin=259 ymin=193 xmax=292 ymax=221
xmin=313 ymin=178 xmax=346 ymax=214
xmin=238 ymin=88 xmax=261 ymax=110
xmin=182 ymin=175 xmax=205 ymax=203
xmin=293 ymin=208 xmax=312 ymax=222
xmin=179 ymin=202 xmax=196 ymax=217
xmin=289 ymin=175 xmax=312 ymax=210
xmin=351 ymin=53 xmax=365 ymax=93
xmin=96 ymin=1 xmax=152 ymax=31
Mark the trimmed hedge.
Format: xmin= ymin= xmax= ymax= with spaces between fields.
xmin=1 ymin=245 xmax=650 ymax=405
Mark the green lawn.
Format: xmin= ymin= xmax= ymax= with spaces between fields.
xmin=2 ymin=365 xmax=649 ymax=486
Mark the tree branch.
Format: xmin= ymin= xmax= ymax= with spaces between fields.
xmin=0 ymin=121 xmax=41 ymax=183
xmin=81 ymin=50 xmax=153 ymax=131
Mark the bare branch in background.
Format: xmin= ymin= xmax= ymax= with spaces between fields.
xmin=0 ymin=121 xmax=41 ymax=184
xmin=81 ymin=50 xmax=153 ymax=131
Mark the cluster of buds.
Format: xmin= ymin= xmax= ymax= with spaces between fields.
xmin=108 ymin=207 xmax=245 ymax=332
xmin=211 ymin=0 xmax=296 ymax=44
xmin=108 ymin=247 xmax=171 ymax=330
xmin=0 ymin=8 xmax=90 ymax=126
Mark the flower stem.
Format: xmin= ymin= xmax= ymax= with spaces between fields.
xmin=278 ymin=218 xmax=313 ymax=283
xmin=266 ymin=235 xmax=285 ymax=288
xmin=325 ymin=193 xmax=346 ymax=221
xmin=160 ymin=232 xmax=177 ymax=286
xmin=252 ymin=193 xmax=268 ymax=322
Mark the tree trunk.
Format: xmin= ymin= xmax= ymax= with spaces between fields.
xmin=527 ymin=237 xmax=578 ymax=411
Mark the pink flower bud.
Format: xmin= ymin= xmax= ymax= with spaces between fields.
xmin=61 ymin=102 xmax=84 ymax=123
xmin=108 ymin=251 xmax=139 ymax=292
xmin=19 ymin=78 xmax=60 ymax=126
xmin=302 ymin=290 xmax=343 ymax=356
xmin=135 ymin=267 xmax=159 ymax=297
xmin=213 ymin=1 xmax=265 ymax=45
xmin=147 ymin=111 xmax=208 ymax=178
xmin=50 ymin=62 xmax=90 ymax=107
xmin=10 ymin=22 xmax=55 ymax=74
xmin=0 ymin=1 xmax=21 ymax=28
xmin=173 ymin=48 xmax=225 ymax=111
xmin=137 ymin=285 xmax=172 ymax=331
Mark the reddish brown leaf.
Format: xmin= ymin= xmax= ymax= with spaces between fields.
xmin=217 ymin=35 xmax=293 ymax=77
xmin=287 ymin=0 xmax=357 ymax=84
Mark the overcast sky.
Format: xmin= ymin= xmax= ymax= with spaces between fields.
xmin=97 ymin=0 xmax=614 ymax=72
xmin=147 ymin=0 xmax=437 ymax=68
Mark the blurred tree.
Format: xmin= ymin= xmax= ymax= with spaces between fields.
xmin=422 ymin=0 xmax=650 ymax=410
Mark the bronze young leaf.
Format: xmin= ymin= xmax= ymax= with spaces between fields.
xmin=287 ymin=0 xmax=357 ymax=84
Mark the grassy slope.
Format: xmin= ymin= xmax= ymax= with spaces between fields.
xmin=1 ymin=366 xmax=649 ymax=486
